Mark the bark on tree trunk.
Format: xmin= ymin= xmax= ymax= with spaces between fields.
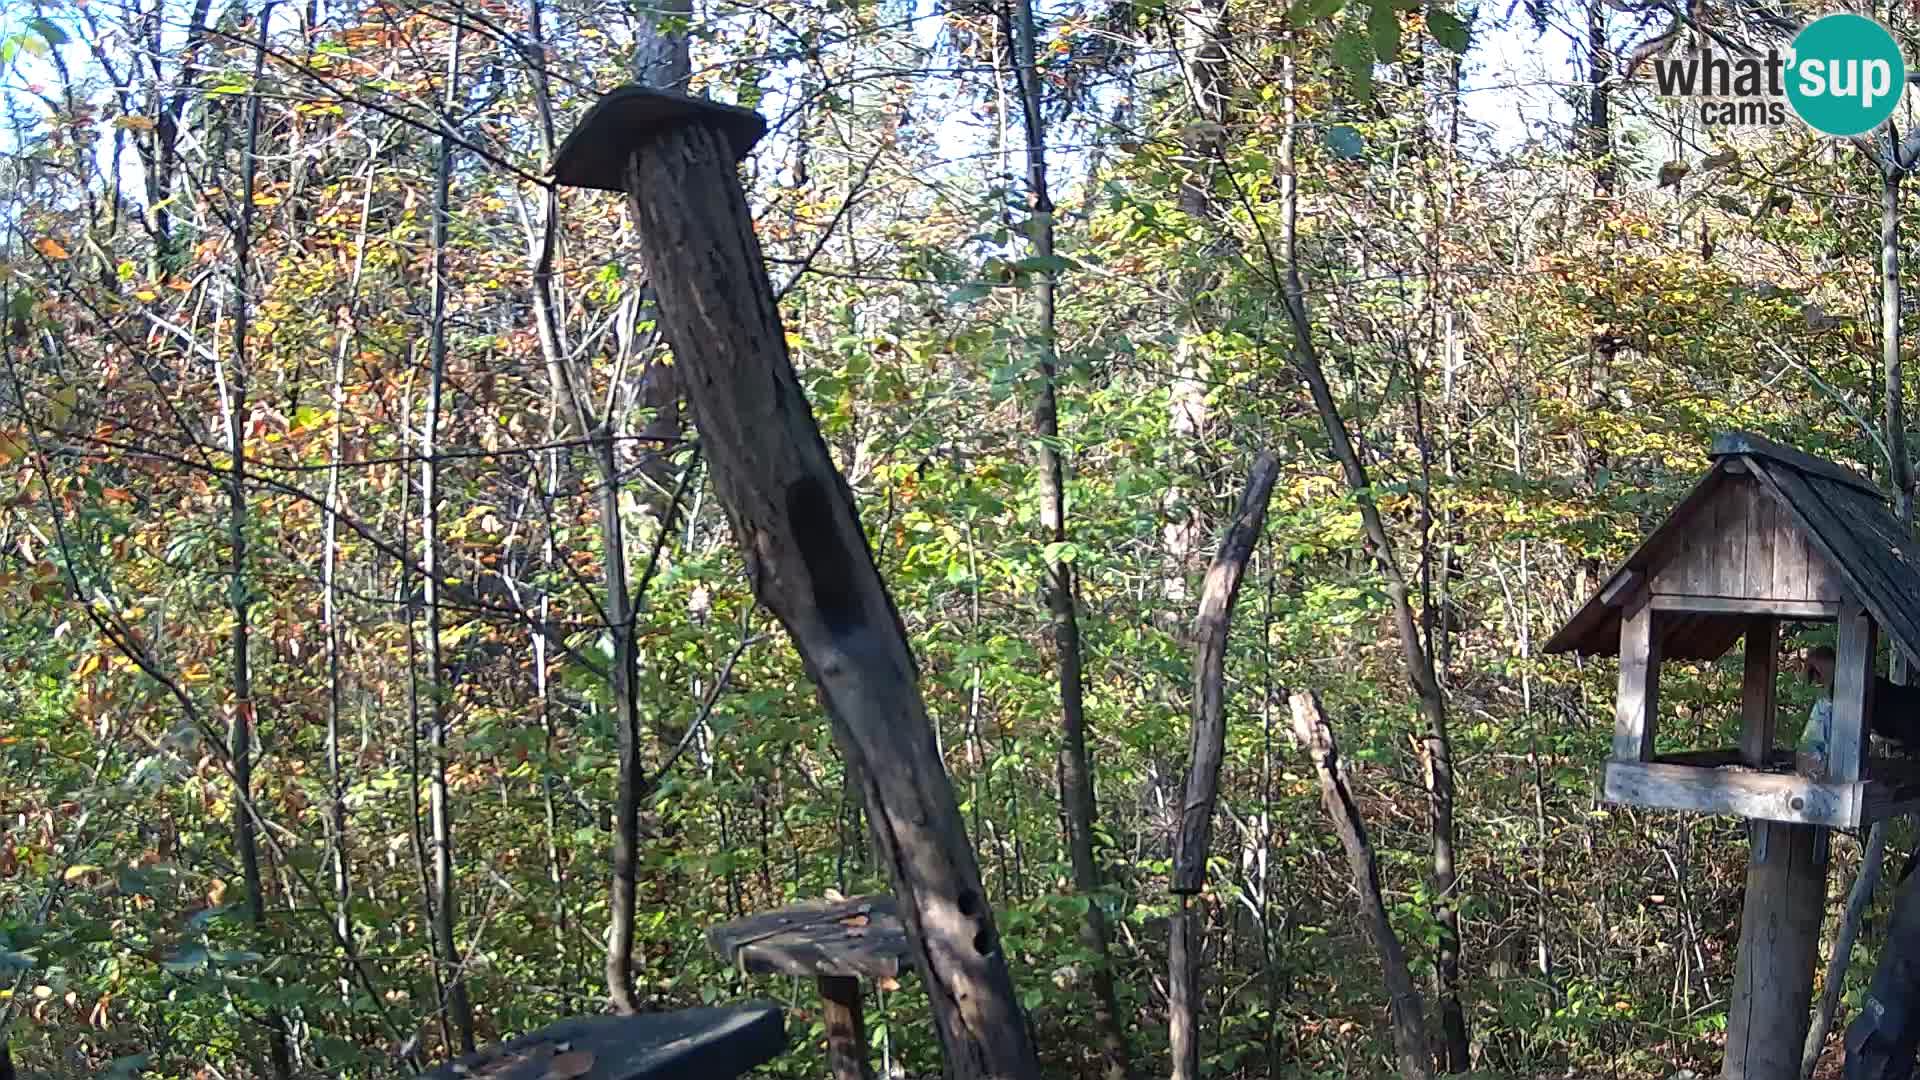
xmin=226 ymin=9 xmax=292 ymax=1073
xmin=1009 ymin=2 xmax=1133 ymax=1075
xmin=618 ymin=118 xmax=1040 ymax=1079
xmin=1276 ymin=66 xmax=1468 ymax=1073
xmin=322 ymin=161 xmax=376 ymax=1011
xmin=1170 ymin=453 xmax=1280 ymax=1080
xmin=521 ymin=0 xmax=689 ymax=1011
xmin=1587 ymin=0 xmax=1613 ymax=198
xmin=1290 ymin=691 xmax=1434 ymax=1080
xmin=423 ymin=28 xmax=476 ymax=1051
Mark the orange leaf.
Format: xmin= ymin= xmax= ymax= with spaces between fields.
xmin=36 ymin=237 xmax=69 ymax=260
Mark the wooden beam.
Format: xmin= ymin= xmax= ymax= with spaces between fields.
xmin=1742 ymin=619 xmax=1778 ymax=767
xmin=1601 ymin=569 xmax=1644 ymax=608
xmin=1829 ymin=602 xmax=1877 ymax=784
xmin=1602 ymin=760 xmax=1860 ymax=828
xmin=1723 ymin=821 xmax=1828 ymax=1080
xmin=818 ymin=975 xmax=874 ymax=1080
xmin=1613 ymin=588 xmax=1660 ymax=762
xmin=1650 ymin=595 xmax=1841 ymax=620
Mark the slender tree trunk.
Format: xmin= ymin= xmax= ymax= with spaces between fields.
xmin=1884 ymin=167 xmax=1912 ymax=523
xmin=423 ymin=27 xmax=476 ymax=1051
xmin=1170 ymin=454 xmax=1280 ymax=1080
xmin=522 ymin=0 xmax=689 ymax=1011
xmin=1291 ymin=692 xmax=1434 ymax=1080
xmin=1008 ymin=3 xmax=1131 ymax=1075
xmin=1274 ymin=59 xmax=1468 ymax=1073
xmin=225 ymin=8 xmax=292 ymax=1074
xmin=322 ymin=160 xmax=376 ymax=1011
xmin=1587 ymin=0 xmax=1613 ymax=198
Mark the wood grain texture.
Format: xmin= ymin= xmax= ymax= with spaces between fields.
xmin=1722 ymin=821 xmax=1827 ymax=1080
xmin=1603 ymin=760 xmax=1859 ymax=827
xmin=1171 ymin=451 xmax=1280 ymax=894
xmin=708 ymin=895 xmax=908 ymax=980
xmin=1828 ymin=603 xmax=1877 ymax=785
xmin=818 ymin=975 xmax=875 ymax=1080
xmin=1742 ymin=620 xmax=1777 ymax=768
xmin=620 ymin=121 xmax=1037 ymax=1078
xmin=1613 ymin=589 xmax=1660 ymax=762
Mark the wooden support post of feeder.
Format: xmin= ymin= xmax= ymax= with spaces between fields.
xmin=549 ymin=87 xmax=1038 ymax=1078
xmin=709 ymin=896 xmax=912 ymax=1080
xmin=1724 ymin=613 xmax=1828 ymax=1080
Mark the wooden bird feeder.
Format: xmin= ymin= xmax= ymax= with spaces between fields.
xmin=709 ymin=895 xmax=911 ymax=1080
xmin=1548 ymin=430 xmax=1920 ymax=1079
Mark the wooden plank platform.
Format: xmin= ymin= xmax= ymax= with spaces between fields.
xmin=1603 ymin=748 xmax=1920 ymax=827
xmin=708 ymin=895 xmax=910 ymax=980
xmin=418 ymin=1004 xmax=786 ymax=1080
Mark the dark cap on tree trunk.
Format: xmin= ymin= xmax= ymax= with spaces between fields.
xmin=550 ymin=87 xmax=767 ymax=193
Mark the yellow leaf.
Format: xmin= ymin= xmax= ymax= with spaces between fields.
xmin=63 ymin=864 xmax=99 ymax=882
xmin=133 ymin=290 xmax=157 ymax=302
xmin=36 ymin=237 xmax=69 ymax=260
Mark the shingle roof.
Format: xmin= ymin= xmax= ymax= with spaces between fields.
xmin=1544 ymin=431 xmax=1920 ymax=669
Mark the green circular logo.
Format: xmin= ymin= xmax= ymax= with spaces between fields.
xmin=1787 ymin=13 xmax=1906 ymax=136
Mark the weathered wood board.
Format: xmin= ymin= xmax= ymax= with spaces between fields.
xmin=708 ymin=895 xmax=911 ymax=981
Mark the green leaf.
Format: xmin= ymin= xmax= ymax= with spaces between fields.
xmin=1287 ymin=0 xmax=1348 ymax=26
xmin=1426 ymin=7 xmax=1470 ymax=51
xmin=1325 ymin=125 xmax=1365 ymax=159
xmin=946 ymin=283 xmax=991 ymax=305
xmin=1333 ymin=29 xmax=1374 ymax=102
xmin=0 ymin=949 xmax=34 ymax=973
xmin=27 ymin=16 xmax=69 ymax=46
xmin=1368 ymin=3 xmax=1401 ymax=60
xmin=1011 ymin=254 xmax=1074 ymax=274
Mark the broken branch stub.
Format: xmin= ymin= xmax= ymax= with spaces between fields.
xmin=554 ymin=90 xmax=1039 ymax=1080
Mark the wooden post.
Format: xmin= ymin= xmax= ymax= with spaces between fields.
xmin=1741 ymin=618 xmax=1777 ymax=768
xmin=553 ymin=88 xmax=1039 ymax=1078
xmin=1613 ymin=587 xmax=1660 ymax=761
xmin=1829 ymin=602 xmax=1878 ymax=784
xmin=1723 ymin=821 xmax=1828 ymax=1080
xmin=1290 ymin=692 xmax=1433 ymax=1080
xmin=817 ymin=975 xmax=874 ymax=1080
xmin=1169 ymin=452 xmax=1279 ymax=1080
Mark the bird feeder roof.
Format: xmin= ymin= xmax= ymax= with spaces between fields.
xmin=1545 ymin=431 xmax=1920 ymax=670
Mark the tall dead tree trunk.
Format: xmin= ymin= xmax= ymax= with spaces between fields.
xmin=225 ymin=8 xmax=292 ymax=1075
xmin=558 ymin=93 xmax=1040 ymax=1079
xmin=1008 ymin=2 xmax=1133 ymax=1075
xmin=1274 ymin=60 xmax=1468 ymax=1073
xmin=1170 ymin=453 xmax=1279 ymax=1080
xmin=1291 ymin=692 xmax=1434 ymax=1080
xmin=423 ymin=26 xmax=476 ymax=1051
